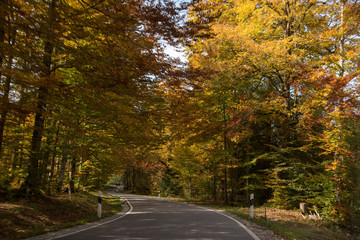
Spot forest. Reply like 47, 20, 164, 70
0, 0, 359, 231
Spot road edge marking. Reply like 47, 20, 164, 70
145, 194, 260, 240
194, 205, 261, 240
50, 196, 133, 239
147, 195, 261, 240
212, 209, 261, 240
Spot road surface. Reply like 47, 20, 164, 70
54, 192, 259, 240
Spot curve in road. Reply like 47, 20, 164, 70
53, 192, 260, 240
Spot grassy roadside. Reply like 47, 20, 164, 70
0, 191, 122, 239
206, 205, 356, 240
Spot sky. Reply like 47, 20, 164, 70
164, 44, 188, 64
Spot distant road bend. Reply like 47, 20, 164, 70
54, 192, 260, 240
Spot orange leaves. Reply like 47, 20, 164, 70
173, 0, 360, 219
227, 98, 258, 143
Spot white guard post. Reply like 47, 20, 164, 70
98, 191, 102, 218
250, 193, 254, 219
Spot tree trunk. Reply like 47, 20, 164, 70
339, 0, 345, 78
245, 165, 249, 205
77, 157, 82, 191
40, 120, 54, 186
283, 1, 292, 111
47, 121, 60, 194
222, 98, 228, 205
213, 173, 217, 202
69, 157, 76, 193
131, 167, 136, 192
0, 25, 15, 157
125, 169, 130, 191
11, 146, 19, 173
0, 0, 6, 77
0, 74, 12, 156
224, 169, 228, 204
25, 86, 48, 194
57, 130, 69, 193
10, 118, 23, 180
57, 151, 68, 193
230, 168, 234, 203
188, 166, 192, 198
17, 117, 26, 172
24, 0, 57, 194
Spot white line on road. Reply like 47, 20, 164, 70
122, 194, 260, 240
48, 194, 258, 240
189, 204, 261, 240
209, 209, 261, 240
50, 196, 133, 240
124, 194, 260, 240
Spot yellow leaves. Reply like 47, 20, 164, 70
229, 128, 252, 143
63, 37, 89, 49
190, 0, 331, 80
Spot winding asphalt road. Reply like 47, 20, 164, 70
53, 192, 259, 240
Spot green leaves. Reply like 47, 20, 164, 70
172, 0, 360, 225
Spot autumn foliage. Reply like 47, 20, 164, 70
0, 0, 182, 196
0, 0, 359, 233
159, 0, 360, 229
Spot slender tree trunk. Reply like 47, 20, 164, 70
10, 118, 24, 179
339, 0, 345, 78
57, 151, 68, 192
68, 158, 72, 198
24, 0, 57, 194
213, 173, 217, 202
124, 170, 128, 191
18, 117, 26, 170
57, 130, 69, 193
188, 166, 192, 198
16, 119, 25, 186
335, 0, 346, 221
0, 74, 12, 156
0, 0, 6, 78
245, 166, 249, 204
47, 121, 60, 194
222, 98, 228, 204
41, 122, 53, 186
69, 157, 76, 193
12, 146, 19, 173
25, 87, 48, 193
230, 168, 234, 203
224, 169, 228, 204
77, 157, 82, 191
131, 167, 136, 192
283, 1, 292, 112
0, 26, 15, 157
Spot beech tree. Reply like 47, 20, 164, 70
0, 0, 183, 195
168, 0, 360, 225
